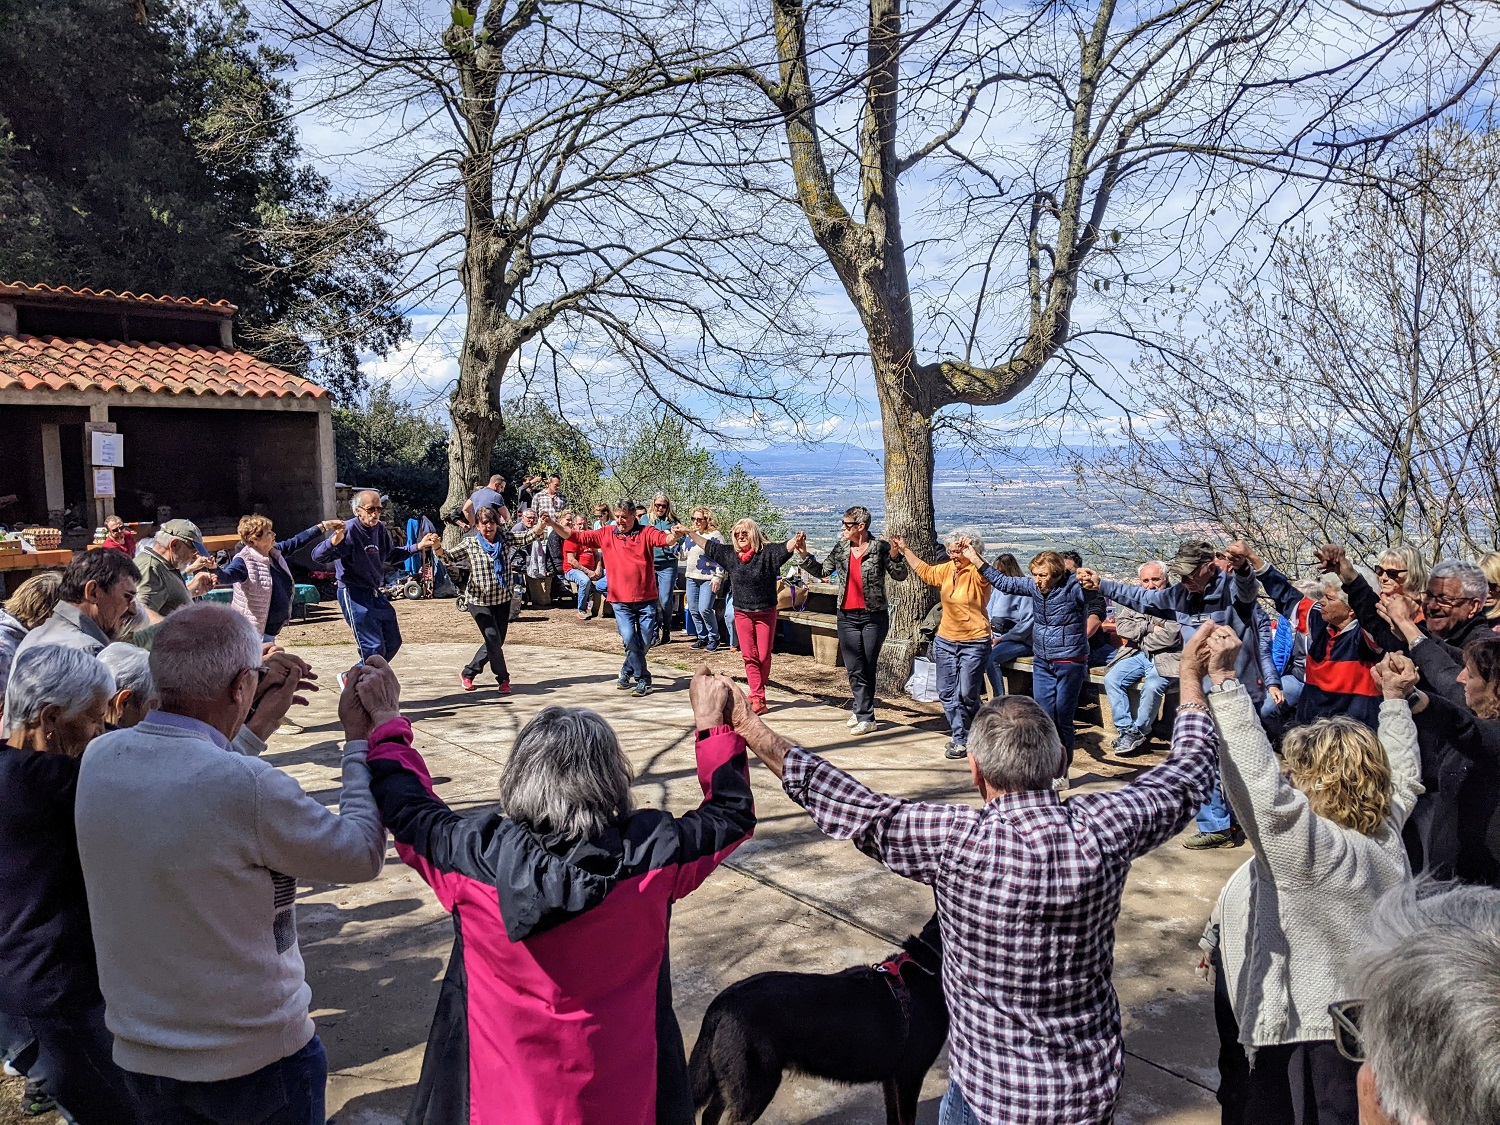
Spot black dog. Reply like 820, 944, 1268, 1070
689, 914, 946, 1125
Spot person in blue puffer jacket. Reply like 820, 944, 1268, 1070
962, 544, 1091, 784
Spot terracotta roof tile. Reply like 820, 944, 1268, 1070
0, 335, 328, 400
0, 280, 236, 315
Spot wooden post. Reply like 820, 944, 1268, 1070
84, 410, 117, 528
40, 424, 65, 527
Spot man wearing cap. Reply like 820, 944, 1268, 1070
136, 520, 218, 625
312, 491, 440, 662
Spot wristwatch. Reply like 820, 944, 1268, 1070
1210, 678, 1240, 693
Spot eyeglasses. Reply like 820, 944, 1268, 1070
1327, 998, 1365, 1062
653, 503, 668, 510
841, 520, 859, 529
1424, 592, 1477, 609
360, 505, 384, 514
1374, 566, 1407, 580
693, 515, 708, 522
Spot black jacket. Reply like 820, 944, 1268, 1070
1344, 574, 1497, 695
0, 747, 101, 1013
803, 539, 908, 612
1408, 684, 1500, 886
703, 541, 794, 612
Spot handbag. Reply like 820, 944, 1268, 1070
905, 657, 940, 703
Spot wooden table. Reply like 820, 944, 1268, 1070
0, 548, 72, 595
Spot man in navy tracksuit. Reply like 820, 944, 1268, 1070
313, 490, 439, 660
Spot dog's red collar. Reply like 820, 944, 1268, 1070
874, 952, 916, 1040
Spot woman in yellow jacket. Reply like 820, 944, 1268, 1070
890, 527, 994, 760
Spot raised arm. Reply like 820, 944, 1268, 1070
1099, 578, 1179, 620
881, 539, 909, 581
670, 671, 758, 899
1255, 563, 1306, 620
276, 521, 342, 557
1369, 654, 1424, 827
310, 522, 350, 564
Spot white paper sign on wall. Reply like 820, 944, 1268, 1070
91, 431, 124, 467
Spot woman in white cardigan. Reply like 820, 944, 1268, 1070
1201, 628, 1421, 1125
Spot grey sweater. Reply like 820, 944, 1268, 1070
1207, 685, 1421, 1047
75, 715, 385, 1081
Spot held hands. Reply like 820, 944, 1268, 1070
1075, 568, 1101, 590
329, 522, 347, 546
1221, 540, 1253, 572
319, 519, 344, 535
1377, 591, 1421, 634
339, 656, 402, 741
786, 530, 809, 554
187, 572, 217, 597
962, 543, 985, 569
689, 667, 735, 731
888, 534, 907, 556
1205, 626, 1242, 683
1371, 652, 1420, 700
416, 532, 442, 551
1180, 621, 1236, 684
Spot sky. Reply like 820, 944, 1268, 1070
265, 0, 1494, 455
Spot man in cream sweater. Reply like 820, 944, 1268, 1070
75, 604, 387, 1124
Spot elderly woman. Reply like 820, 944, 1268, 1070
96, 643, 159, 730
363, 665, 754, 1125
965, 545, 1091, 773
683, 519, 812, 713
887, 528, 995, 759
218, 514, 344, 642
0, 572, 63, 708
1202, 628, 1420, 1125
680, 507, 725, 648
0, 646, 142, 1125
434, 504, 551, 695
801, 506, 908, 733
1480, 551, 1500, 624
1373, 543, 1428, 600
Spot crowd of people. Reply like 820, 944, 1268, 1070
3, 484, 1500, 1125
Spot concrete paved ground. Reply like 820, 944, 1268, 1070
267, 639, 1247, 1124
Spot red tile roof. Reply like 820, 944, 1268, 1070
0, 280, 236, 315
0, 335, 328, 400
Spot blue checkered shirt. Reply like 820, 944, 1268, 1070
781, 709, 1218, 1124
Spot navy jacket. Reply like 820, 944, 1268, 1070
982, 568, 1090, 660
312, 518, 421, 593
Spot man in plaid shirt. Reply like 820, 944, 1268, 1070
721, 622, 1226, 1124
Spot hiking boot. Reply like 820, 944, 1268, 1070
632, 680, 653, 698
1117, 729, 1147, 756
460, 673, 476, 692
944, 741, 968, 760
1183, 829, 1238, 850
615, 676, 635, 690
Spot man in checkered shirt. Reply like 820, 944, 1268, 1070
723, 622, 1226, 1124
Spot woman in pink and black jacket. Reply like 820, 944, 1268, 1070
363, 667, 756, 1125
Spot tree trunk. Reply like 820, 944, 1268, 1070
441, 313, 517, 545
875, 359, 938, 692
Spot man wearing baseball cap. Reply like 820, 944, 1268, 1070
136, 520, 218, 625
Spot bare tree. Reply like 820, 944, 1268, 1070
1076, 124, 1500, 572
272, 0, 830, 538
717, 0, 1500, 680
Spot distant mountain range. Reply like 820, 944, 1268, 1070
717, 441, 1126, 475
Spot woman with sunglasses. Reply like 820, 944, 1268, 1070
645, 495, 680, 646
1201, 628, 1420, 1125
1479, 551, 1500, 624
799, 506, 907, 733
680, 508, 726, 649
1372, 545, 1427, 601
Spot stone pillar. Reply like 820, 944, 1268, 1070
314, 405, 337, 520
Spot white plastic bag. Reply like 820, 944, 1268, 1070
905, 656, 940, 703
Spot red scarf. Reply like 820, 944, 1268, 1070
737, 547, 756, 563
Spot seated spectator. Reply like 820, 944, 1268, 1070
1104, 561, 1181, 755
1254, 547, 1383, 728
364, 666, 754, 1124
1204, 636, 1421, 1124
729, 624, 1222, 1124
218, 515, 343, 643
1341, 882, 1500, 1125
1, 645, 142, 1125
1399, 633, 1500, 885
0, 571, 62, 706
96, 642, 160, 730
1373, 544, 1428, 601
98, 514, 137, 557
14, 550, 139, 661
562, 513, 608, 622
75, 605, 386, 1125
135, 520, 218, 624
983, 552, 1033, 699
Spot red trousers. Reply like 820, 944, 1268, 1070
734, 607, 778, 703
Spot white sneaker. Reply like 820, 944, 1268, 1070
1052, 775, 1071, 792
845, 713, 859, 728
852, 720, 877, 735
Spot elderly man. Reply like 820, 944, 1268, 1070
564, 500, 683, 696
14, 550, 139, 661
1337, 883, 1500, 1125
135, 519, 217, 624
729, 627, 1222, 1124
312, 490, 440, 661
1103, 561, 1181, 755
75, 604, 386, 1125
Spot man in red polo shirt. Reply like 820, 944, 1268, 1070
565, 500, 683, 697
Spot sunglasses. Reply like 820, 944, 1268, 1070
1327, 999, 1364, 1062
360, 506, 384, 514
841, 520, 859, 529
693, 515, 708, 521
1374, 566, 1407, 579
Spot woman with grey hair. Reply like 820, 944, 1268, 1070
96, 642, 159, 729
0, 646, 142, 1125
365, 666, 756, 1124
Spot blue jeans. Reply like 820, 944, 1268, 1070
1033, 656, 1089, 762
653, 564, 678, 641
934, 636, 989, 746
939, 1082, 982, 1124
724, 594, 736, 647
123, 1035, 325, 1125
336, 586, 401, 661
563, 568, 603, 613
613, 600, 658, 684
985, 636, 1032, 697
1260, 674, 1304, 721
685, 578, 719, 646
1104, 650, 1170, 736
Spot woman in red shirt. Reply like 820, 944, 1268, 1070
562, 515, 605, 620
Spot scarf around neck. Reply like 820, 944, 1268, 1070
476, 533, 506, 584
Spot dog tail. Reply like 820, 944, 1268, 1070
689, 1004, 722, 1109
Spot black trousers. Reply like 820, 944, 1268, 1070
463, 603, 511, 684
15, 1002, 142, 1125
1212, 948, 1250, 1125
1243, 1040, 1360, 1125
837, 608, 889, 721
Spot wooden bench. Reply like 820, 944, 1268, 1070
778, 609, 841, 664
997, 656, 1180, 739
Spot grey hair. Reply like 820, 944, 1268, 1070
497, 706, 635, 840
2, 646, 114, 738
967, 696, 1063, 791
153, 528, 182, 551
97, 643, 158, 708
149, 604, 262, 709
843, 506, 872, 528
1352, 881, 1500, 1125
1377, 544, 1429, 593
1138, 560, 1167, 578
1430, 559, 1488, 601
943, 526, 986, 557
